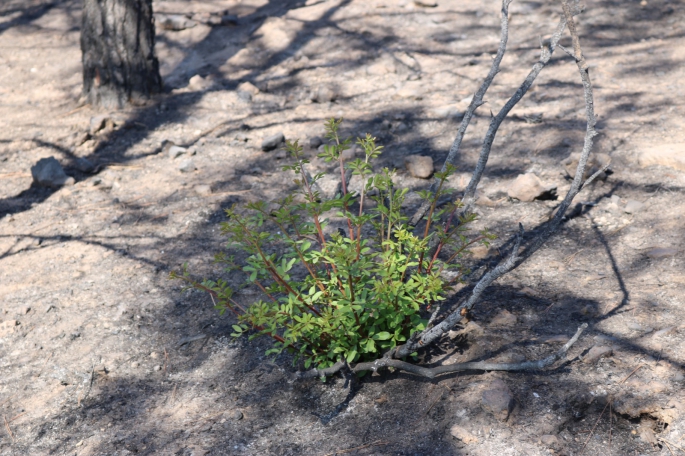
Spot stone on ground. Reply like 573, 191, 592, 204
261, 132, 285, 152
638, 143, 685, 171
404, 155, 434, 178
582, 345, 612, 364
507, 173, 554, 202
31, 157, 74, 187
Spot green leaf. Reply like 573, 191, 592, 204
372, 331, 392, 340
346, 349, 357, 363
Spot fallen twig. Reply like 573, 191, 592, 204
619, 364, 644, 384
658, 437, 685, 455
3, 416, 15, 443
579, 400, 611, 455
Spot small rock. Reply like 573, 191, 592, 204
415, 0, 438, 6
261, 132, 285, 152
31, 157, 74, 188
153, 365, 161, 371
624, 199, 644, 214
179, 159, 196, 173
646, 247, 678, 259
228, 410, 243, 421
274, 149, 287, 159
169, 145, 188, 159
310, 86, 337, 103
340, 146, 358, 161
638, 143, 685, 171
194, 185, 213, 196
490, 310, 517, 327
481, 379, 515, 421
158, 14, 196, 31
450, 425, 478, 444
582, 345, 612, 364
475, 195, 497, 207
470, 245, 489, 259
161, 140, 175, 154
89, 115, 114, 135
74, 157, 95, 173
405, 155, 434, 178
539, 435, 560, 449
429, 105, 461, 119
237, 81, 260, 96
188, 74, 213, 91
507, 173, 555, 202
309, 136, 323, 149
131, 361, 140, 368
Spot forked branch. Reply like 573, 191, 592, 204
298, 323, 588, 379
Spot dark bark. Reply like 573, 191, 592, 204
81, 0, 162, 109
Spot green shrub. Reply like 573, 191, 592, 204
172, 119, 493, 369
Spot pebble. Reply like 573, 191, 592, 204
158, 14, 196, 31
637, 143, 685, 171
153, 365, 161, 371
228, 410, 243, 421
30, 157, 75, 188
582, 345, 612, 364
507, 173, 554, 202
261, 132, 285, 152
188, 74, 213, 91
429, 105, 462, 119
169, 145, 187, 159
450, 425, 478, 444
74, 157, 95, 173
237, 81, 260, 96
646, 247, 678, 259
404, 155, 434, 178
481, 379, 515, 421
310, 86, 337, 103
179, 159, 196, 173
340, 146, 358, 161
475, 195, 497, 207
131, 361, 140, 368
194, 184, 212, 196
309, 136, 323, 149
624, 199, 644, 214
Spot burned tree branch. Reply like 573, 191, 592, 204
410, 1, 579, 227
297, 324, 588, 380
410, 0, 513, 227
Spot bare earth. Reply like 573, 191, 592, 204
1, 0, 685, 455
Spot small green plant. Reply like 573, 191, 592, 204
172, 119, 494, 370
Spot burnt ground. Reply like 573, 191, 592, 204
1, 0, 685, 455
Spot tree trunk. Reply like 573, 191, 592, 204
81, 0, 162, 109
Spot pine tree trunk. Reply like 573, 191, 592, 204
81, 0, 162, 109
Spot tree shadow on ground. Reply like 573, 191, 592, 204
2, 0, 685, 454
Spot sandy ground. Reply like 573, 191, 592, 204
1, 0, 685, 454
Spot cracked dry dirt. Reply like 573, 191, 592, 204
2, 0, 685, 455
